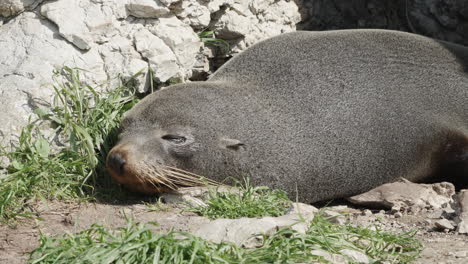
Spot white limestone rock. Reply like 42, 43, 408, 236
126, 0, 170, 18
0, 12, 104, 144
0, 0, 302, 146
212, 0, 301, 52
99, 36, 149, 93
162, 0, 300, 52
148, 16, 201, 78
192, 203, 317, 248
40, 0, 120, 50
0, 0, 41, 17
134, 28, 180, 82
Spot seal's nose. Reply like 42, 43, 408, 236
107, 152, 126, 175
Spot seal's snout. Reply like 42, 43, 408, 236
107, 151, 127, 176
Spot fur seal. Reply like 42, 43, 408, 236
107, 29, 468, 203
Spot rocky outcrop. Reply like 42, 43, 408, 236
0, 0, 301, 145
298, 0, 468, 47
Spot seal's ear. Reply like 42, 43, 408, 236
220, 138, 245, 150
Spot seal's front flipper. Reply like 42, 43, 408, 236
434, 132, 468, 189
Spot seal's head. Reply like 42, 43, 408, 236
106, 82, 247, 194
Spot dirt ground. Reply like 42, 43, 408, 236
0, 200, 467, 264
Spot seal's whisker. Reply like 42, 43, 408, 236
165, 174, 206, 186
160, 171, 206, 186
139, 168, 163, 186
167, 171, 220, 186
161, 168, 220, 186
147, 166, 178, 190
164, 166, 209, 178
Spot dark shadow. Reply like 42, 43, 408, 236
439, 41, 468, 74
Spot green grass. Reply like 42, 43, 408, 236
28, 216, 423, 264
187, 178, 292, 220
0, 67, 139, 222
198, 30, 230, 54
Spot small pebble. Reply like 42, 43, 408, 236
362, 209, 373, 216
434, 219, 455, 231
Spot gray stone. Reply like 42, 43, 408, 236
310, 249, 347, 263
134, 28, 180, 82
126, 0, 170, 18
339, 249, 370, 263
449, 250, 468, 258
0, 0, 41, 17
323, 210, 346, 225
434, 219, 455, 231
348, 179, 455, 212
192, 202, 317, 247
455, 190, 468, 234
362, 209, 373, 216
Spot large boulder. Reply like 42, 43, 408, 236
0, 0, 302, 145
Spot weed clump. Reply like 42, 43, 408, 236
188, 178, 292, 219
28, 216, 423, 264
0, 67, 138, 222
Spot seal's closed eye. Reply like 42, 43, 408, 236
162, 134, 187, 144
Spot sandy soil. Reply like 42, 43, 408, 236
1, 200, 467, 264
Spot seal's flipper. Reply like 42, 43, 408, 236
432, 131, 468, 189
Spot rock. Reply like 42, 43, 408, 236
0, 12, 105, 145
40, 0, 118, 50
148, 16, 201, 79
323, 210, 346, 225
449, 250, 468, 258
126, 0, 170, 18
0, 0, 302, 146
455, 190, 468, 234
298, 0, 468, 47
133, 28, 180, 82
287, 203, 319, 219
192, 202, 317, 247
310, 249, 347, 263
169, 0, 212, 29
362, 209, 373, 216
0, 0, 41, 17
434, 219, 455, 231
348, 179, 456, 212
339, 249, 370, 263
211, 0, 301, 52
98, 35, 149, 93
428, 209, 444, 219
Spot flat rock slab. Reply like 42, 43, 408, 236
191, 203, 317, 248
348, 179, 455, 212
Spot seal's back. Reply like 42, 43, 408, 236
109, 30, 468, 203
207, 30, 468, 202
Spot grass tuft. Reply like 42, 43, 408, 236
188, 178, 292, 219
0, 67, 139, 222
28, 216, 423, 264
198, 30, 230, 54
